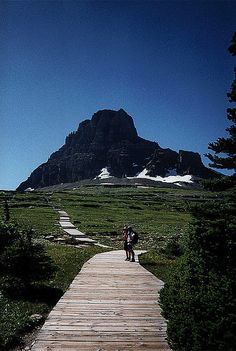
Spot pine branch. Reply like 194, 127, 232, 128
206, 153, 236, 170
227, 75, 236, 103
206, 33, 236, 175
226, 125, 236, 140
208, 138, 236, 154
228, 32, 236, 55
227, 108, 236, 122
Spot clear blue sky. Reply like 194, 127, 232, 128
1, 0, 235, 190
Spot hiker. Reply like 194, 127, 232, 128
127, 226, 136, 262
122, 225, 129, 260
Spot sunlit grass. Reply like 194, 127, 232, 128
50, 187, 193, 250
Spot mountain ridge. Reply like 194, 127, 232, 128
17, 109, 219, 191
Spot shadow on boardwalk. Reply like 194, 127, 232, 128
31, 250, 171, 351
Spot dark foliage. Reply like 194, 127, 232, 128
159, 235, 183, 258
160, 35, 236, 351
81, 203, 100, 208
3, 199, 10, 222
202, 176, 236, 191
0, 222, 56, 295
21, 285, 63, 305
160, 197, 236, 351
206, 33, 236, 172
228, 32, 236, 56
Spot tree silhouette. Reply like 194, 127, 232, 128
206, 33, 236, 172
160, 35, 236, 351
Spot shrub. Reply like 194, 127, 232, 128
0, 221, 56, 294
159, 235, 183, 258
160, 197, 236, 351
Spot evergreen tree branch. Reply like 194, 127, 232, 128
228, 32, 236, 55
206, 153, 236, 170
227, 108, 236, 121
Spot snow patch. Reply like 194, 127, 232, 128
135, 168, 193, 183
175, 182, 184, 187
25, 187, 34, 192
97, 167, 111, 179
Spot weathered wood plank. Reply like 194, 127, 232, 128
58, 211, 96, 243
31, 250, 171, 351
30, 341, 170, 350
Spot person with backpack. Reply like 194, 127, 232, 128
122, 225, 129, 261
127, 226, 138, 262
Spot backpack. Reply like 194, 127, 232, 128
132, 232, 139, 245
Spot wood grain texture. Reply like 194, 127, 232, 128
31, 250, 171, 350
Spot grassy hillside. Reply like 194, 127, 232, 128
49, 186, 220, 250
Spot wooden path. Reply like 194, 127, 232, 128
31, 250, 171, 351
58, 210, 96, 245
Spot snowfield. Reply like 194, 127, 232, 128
96, 167, 111, 179
132, 168, 193, 184
96, 167, 194, 186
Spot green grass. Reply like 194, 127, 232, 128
0, 192, 60, 236
50, 186, 207, 250
0, 296, 48, 349
10, 207, 60, 236
0, 187, 221, 249
45, 243, 109, 291
139, 251, 177, 282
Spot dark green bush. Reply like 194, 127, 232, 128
0, 221, 56, 294
159, 235, 183, 258
160, 197, 236, 351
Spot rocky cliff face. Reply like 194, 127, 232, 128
17, 109, 218, 191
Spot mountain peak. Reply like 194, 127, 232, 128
17, 109, 219, 191
89, 109, 138, 142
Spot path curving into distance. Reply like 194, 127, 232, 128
58, 210, 96, 245
31, 250, 171, 351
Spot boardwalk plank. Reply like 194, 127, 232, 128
31, 250, 171, 351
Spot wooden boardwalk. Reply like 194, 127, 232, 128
31, 250, 170, 351
58, 210, 96, 244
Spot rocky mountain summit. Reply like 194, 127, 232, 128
17, 109, 219, 191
